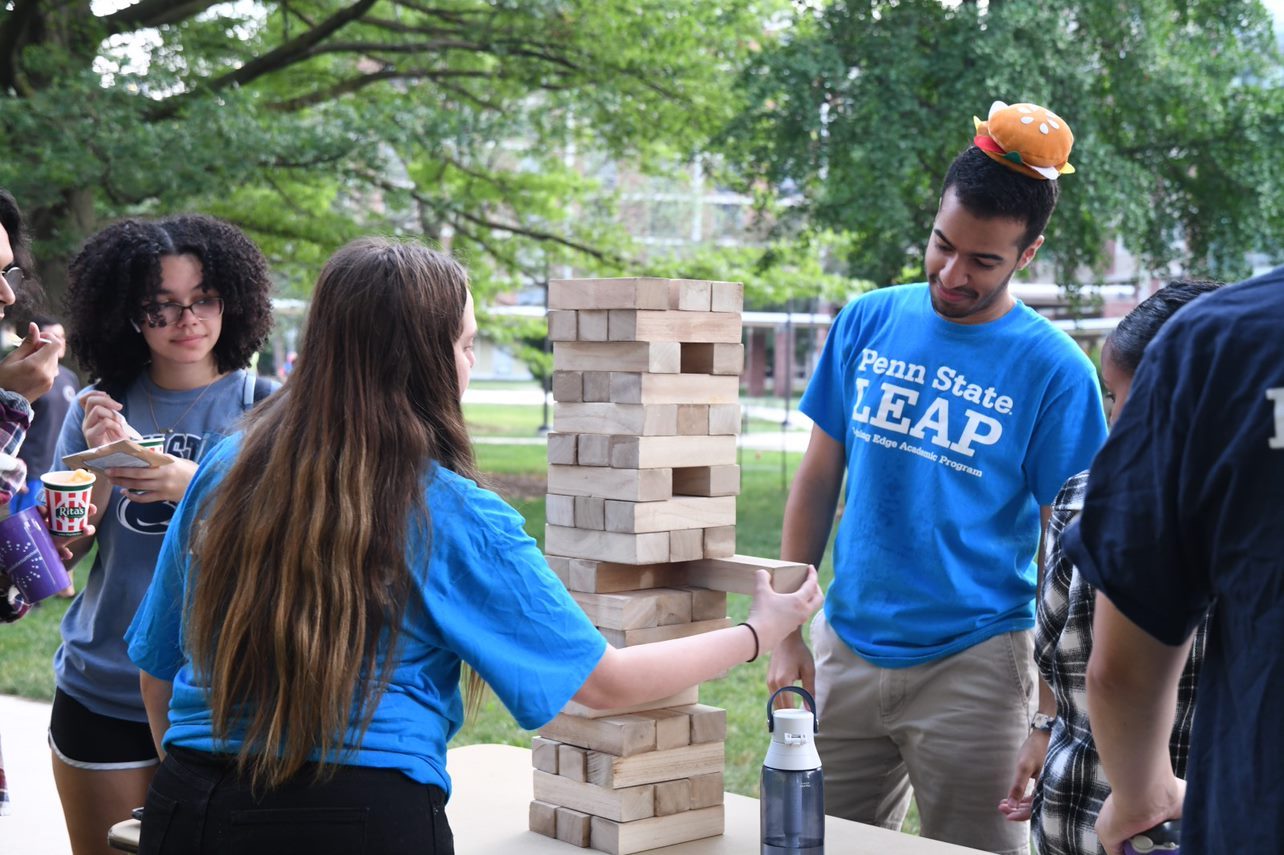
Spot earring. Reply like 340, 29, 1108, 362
130, 319, 141, 333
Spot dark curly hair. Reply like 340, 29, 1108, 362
0, 188, 46, 317
64, 214, 274, 392
941, 147, 1061, 251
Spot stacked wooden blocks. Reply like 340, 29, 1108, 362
530, 278, 809, 854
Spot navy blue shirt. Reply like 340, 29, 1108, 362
1064, 269, 1284, 853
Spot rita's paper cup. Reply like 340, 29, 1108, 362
130, 437, 166, 496
138, 435, 166, 453
40, 470, 96, 537
0, 506, 71, 603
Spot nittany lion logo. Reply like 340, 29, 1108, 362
116, 433, 201, 536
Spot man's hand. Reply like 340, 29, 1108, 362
37, 500, 97, 561
1095, 777, 1185, 855
106, 457, 198, 504
0, 322, 60, 402
998, 728, 1050, 821
767, 629, 816, 706
81, 390, 140, 448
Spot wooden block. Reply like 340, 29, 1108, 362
669, 279, 711, 312
562, 686, 698, 719
600, 618, 731, 648
548, 432, 578, 465
682, 343, 745, 376
611, 436, 737, 469
672, 465, 740, 497
610, 373, 739, 405
670, 704, 727, 744
532, 770, 654, 823
550, 278, 671, 310
553, 371, 582, 403
577, 434, 611, 467
588, 741, 723, 789
547, 310, 578, 341
582, 371, 611, 402
553, 341, 680, 374
578, 309, 609, 341
547, 465, 673, 502
568, 560, 686, 593
676, 405, 709, 436
703, 525, 735, 558
709, 281, 744, 313
532, 736, 560, 774
545, 555, 572, 586
554, 403, 678, 437
649, 708, 692, 751
539, 713, 656, 756
668, 528, 705, 562
530, 799, 558, 838
556, 806, 592, 847
678, 554, 809, 594
570, 588, 693, 630
608, 310, 741, 344
688, 772, 725, 809
604, 496, 737, 534
686, 588, 727, 621
590, 805, 724, 855
547, 526, 670, 565
573, 496, 606, 530
654, 779, 692, 816
558, 743, 588, 782
708, 404, 741, 436
546, 494, 575, 527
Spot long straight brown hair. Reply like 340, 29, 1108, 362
186, 239, 482, 789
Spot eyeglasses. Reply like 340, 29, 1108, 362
140, 297, 225, 327
2, 264, 24, 292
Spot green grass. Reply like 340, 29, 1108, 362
0, 559, 91, 698
464, 402, 550, 436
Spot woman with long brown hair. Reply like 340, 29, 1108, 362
126, 238, 823, 854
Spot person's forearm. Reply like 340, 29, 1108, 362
1036, 674, 1055, 717
1086, 594, 1191, 812
574, 624, 758, 709
780, 432, 843, 570
139, 671, 174, 761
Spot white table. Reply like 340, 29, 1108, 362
111, 743, 992, 854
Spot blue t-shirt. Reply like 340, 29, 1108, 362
1064, 270, 1284, 853
126, 436, 606, 796
802, 283, 1107, 666
55, 371, 270, 720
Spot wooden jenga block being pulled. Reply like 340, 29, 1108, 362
586, 741, 724, 789
678, 555, 810, 595
550, 278, 672, 311
672, 464, 740, 497
554, 403, 678, 437
607, 310, 741, 344
603, 496, 736, 534
610, 436, 737, 469
681, 343, 745, 376
590, 806, 725, 855
554, 341, 680, 374
610, 373, 739, 405
546, 526, 670, 565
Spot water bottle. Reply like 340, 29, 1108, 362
1123, 820, 1180, 854
761, 686, 824, 855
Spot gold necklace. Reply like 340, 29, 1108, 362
145, 375, 221, 436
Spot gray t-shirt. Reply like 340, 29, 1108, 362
53, 370, 270, 721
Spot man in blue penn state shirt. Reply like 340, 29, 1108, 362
1064, 268, 1284, 855
769, 104, 1108, 854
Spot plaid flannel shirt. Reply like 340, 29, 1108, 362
1031, 471, 1208, 855
0, 389, 32, 504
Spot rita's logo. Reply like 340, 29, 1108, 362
55, 506, 87, 521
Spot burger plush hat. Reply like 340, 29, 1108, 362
973, 100, 1075, 181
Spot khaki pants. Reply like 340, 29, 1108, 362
812, 612, 1034, 855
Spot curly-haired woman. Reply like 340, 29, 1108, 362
49, 214, 277, 855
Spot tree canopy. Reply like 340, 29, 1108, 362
719, 0, 1284, 287
0, 0, 779, 307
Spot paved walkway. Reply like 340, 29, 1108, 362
1, 693, 70, 854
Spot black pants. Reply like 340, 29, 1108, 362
139, 746, 453, 855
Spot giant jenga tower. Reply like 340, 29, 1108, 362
529, 278, 808, 854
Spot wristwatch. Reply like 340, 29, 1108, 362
1031, 712, 1056, 732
